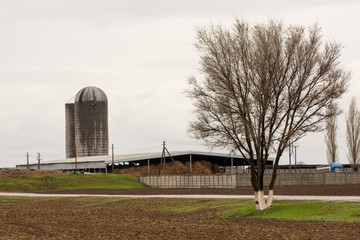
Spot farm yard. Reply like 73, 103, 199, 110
1, 170, 360, 239
3, 0, 360, 239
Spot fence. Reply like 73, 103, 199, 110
138, 172, 360, 188
139, 174, 237, 188
224, 166, 356, 174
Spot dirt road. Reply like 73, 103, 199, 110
1, 192, 360, 202
40, 184, 360, 196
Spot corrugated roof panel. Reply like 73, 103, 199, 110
18, 151, 250, 166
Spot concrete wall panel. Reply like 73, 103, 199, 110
139, 172, 360, 188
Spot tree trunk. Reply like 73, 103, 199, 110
254, 190, 271, 210
254, 191, 260, 210
259, 191, 266, 209
266, 190, 274, 208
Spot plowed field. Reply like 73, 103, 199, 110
1, 197, 359, 240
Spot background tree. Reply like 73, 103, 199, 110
346, 97, 360, 172
325, 102, 339, 163
187, 19, 349, 210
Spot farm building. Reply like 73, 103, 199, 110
18, 86, 277, 175
16, 151, 273, 174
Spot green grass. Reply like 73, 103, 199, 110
0, 196, 59, 205
0, 174, 146, 192
224, 201, 360, 222
0, 196, 127, 208
161, 199, 360, 222
0, 196, 359, 222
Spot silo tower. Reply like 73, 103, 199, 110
65, 86, 109, 158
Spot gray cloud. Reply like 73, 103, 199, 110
0, 0, 360, 167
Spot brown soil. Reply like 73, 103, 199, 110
43, 184, 360, 196
0, 169, 67, 178
115, 160, 225, 176
1, 169, 360, 239
0, 197, 358, 240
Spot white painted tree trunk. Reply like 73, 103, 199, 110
254, 191, 260, 210
266, 190, 274, 208
258, 191, 266, 210
254, 190, 273, 210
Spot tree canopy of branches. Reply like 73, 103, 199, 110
346, 97, 360, 172
325, 102, 339, 164
187, 19, 349, 210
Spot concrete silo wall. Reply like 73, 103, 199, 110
74, 101, 108, 157
65, 103, 76, 158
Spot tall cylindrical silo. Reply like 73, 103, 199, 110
66, 86, 109, 158
65, 103, 76, 158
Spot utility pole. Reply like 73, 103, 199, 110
112, 144, 115, 174
74, 123, 77, 172
37, 153, 41, 170
161, 141, 166, 175
26, 153, 30, 169
159, 141, 176, 175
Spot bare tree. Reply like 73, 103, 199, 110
325, 102, 338, 163
187, 19, 349, 210
346, 97, 360, 172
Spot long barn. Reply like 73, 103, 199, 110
16, 151, 273, 174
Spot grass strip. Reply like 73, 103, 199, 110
0, 196, 359, 222
0, 196, 59, 205
0, 174, 146, 192
160, 198, 360, 222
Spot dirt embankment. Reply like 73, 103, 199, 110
0, 169, 67, 179
115, 160, 225, 176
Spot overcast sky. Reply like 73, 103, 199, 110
1, 1, 360, 167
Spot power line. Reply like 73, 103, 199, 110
114, 144, 162, 151
42, 152, 66, 159
112, 144, 115, 173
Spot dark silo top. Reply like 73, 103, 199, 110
75, 86, 108, 103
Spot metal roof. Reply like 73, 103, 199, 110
17, 151, 251, 167
105, 151, 245, 164
75, 86, 108, 103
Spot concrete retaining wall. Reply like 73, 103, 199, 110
139, 174, 237, 188
139, 172, 360, 188
236, 172, 360, 186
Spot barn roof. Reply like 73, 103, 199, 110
17, 151, 273, 171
